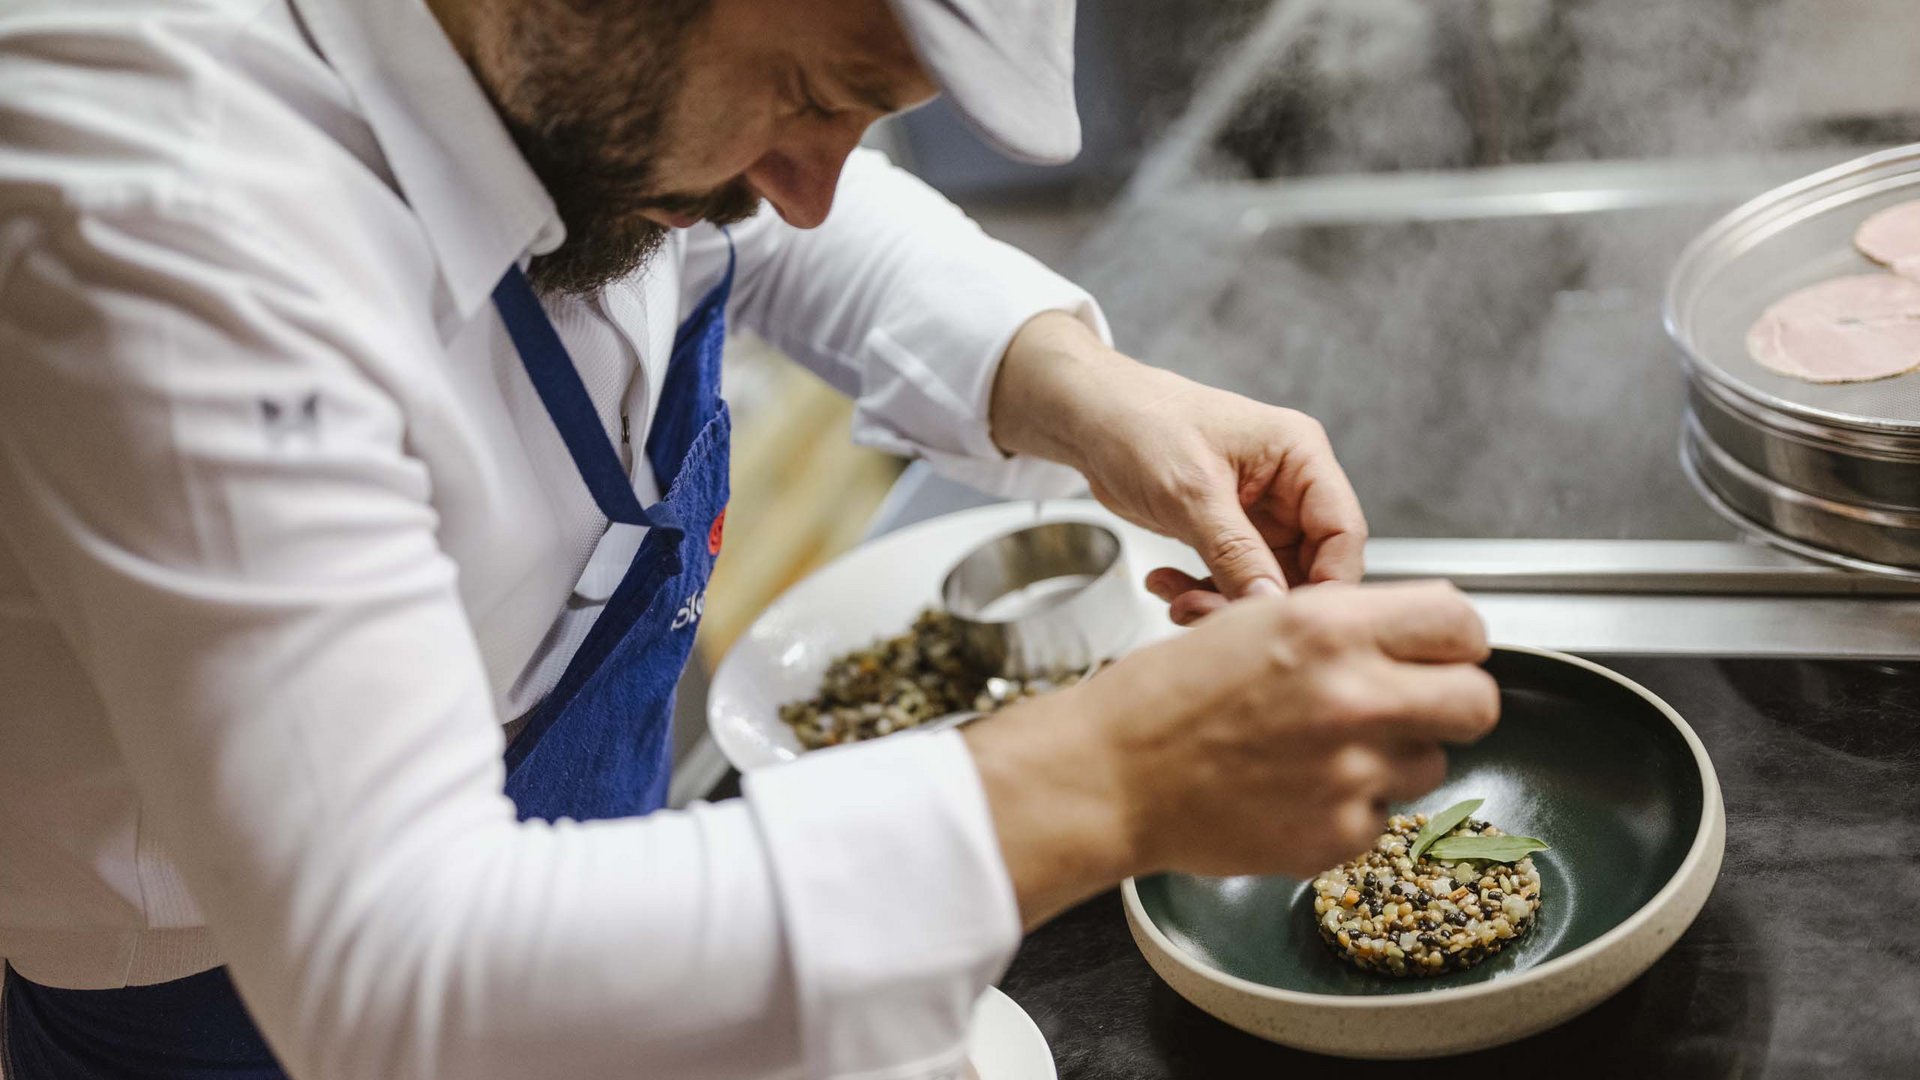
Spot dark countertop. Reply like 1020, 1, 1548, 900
845, 473, 1920, 1077
937, 153, 1920, 1073
999, 654, 1920, 1079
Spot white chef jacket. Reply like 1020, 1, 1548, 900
0, 0, 1109, 1076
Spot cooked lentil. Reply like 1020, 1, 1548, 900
1311, 812, 1543, 978
777, 608, 1091, 750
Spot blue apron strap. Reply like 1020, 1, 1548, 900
646, 234, 735, 487
492, 266, 651, 526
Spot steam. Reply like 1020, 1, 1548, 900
1061, 0, 1920, 539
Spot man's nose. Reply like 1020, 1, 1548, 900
744, 121, 868, 229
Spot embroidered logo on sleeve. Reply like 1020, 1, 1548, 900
261, 393, 321, 446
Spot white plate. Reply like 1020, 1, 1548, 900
968, 987, 1056, 1080
708, 500, 1198, 772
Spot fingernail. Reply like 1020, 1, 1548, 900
1247, 579, 1284, 598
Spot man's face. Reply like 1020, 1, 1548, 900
472, 0, 937, 295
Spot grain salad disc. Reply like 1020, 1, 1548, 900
1311, 813, 1543, 978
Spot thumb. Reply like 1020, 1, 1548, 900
1187, 493, 1286, 600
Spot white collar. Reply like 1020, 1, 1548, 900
289, 0, 565, 318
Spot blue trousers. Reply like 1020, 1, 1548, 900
2, 964, 284, 1078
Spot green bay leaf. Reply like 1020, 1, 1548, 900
1425, 835, 1549, 864
1410, 798, 1482, 861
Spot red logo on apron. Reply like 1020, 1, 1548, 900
707, 508, 727, 555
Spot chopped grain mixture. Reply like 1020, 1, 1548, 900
777, 609, 1089, 749
1311, 813, 1543, 978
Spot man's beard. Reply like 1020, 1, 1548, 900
480, 0, 760, 296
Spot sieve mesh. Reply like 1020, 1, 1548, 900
1668, 144, 1920, 433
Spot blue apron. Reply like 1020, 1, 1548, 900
0, 256, 735, 1077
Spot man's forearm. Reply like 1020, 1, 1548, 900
989, 311, 1134, 467
962, 685, 1143, 930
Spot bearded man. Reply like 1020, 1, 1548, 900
0, 1, 1496, 1076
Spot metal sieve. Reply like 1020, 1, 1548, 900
1667, 142, 1920, 434
1667, 143, 1920, 572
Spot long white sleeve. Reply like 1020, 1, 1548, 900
683, 149, 1111, 499
0, 187, 1017, 1080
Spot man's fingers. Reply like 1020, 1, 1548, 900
1144, 568, 1229, 625
1143, 566, 1237, 626
1376, 741, 1449, 802
1289, 455, 1369, 586
1363, 662, 1502, 744
1188, 493, 1287, 600
1334, 798, 1387, 858
1144, 567, 1210, 602
1170, 589, 1230, 626
1344, 581, 1490, 664
1304, 527, 1367, 586
1246, 421, 1367, 585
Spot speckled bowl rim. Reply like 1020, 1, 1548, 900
1123, 643, 1725, 1011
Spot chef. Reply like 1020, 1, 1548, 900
0, 0, 1499, 1077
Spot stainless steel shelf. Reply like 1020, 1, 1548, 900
1158, 151, 1876, 230
1369, 537, 1920, 659
1457, 590, 1920, 660
871, 468, 1920, 660
1364, 537, 1920, 595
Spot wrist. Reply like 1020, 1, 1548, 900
963, 684, 1147, 927
988, 311, 1141, 472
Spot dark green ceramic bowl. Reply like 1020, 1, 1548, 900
1123, 646, 1726, 1059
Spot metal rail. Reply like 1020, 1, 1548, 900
867, 467, 1920, 660
1364, 538, 1920, 596
1153, 151, 1873, 230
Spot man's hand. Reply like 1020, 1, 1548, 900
964, 582, 1497, 928
990, 312, 1367, 625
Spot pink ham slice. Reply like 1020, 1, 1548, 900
1746, 273, 1920, 383
1856, 200, 1920, 280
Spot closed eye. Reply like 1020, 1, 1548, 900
787, 64, 835, 120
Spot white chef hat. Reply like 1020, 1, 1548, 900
883, 0, 1082, 165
